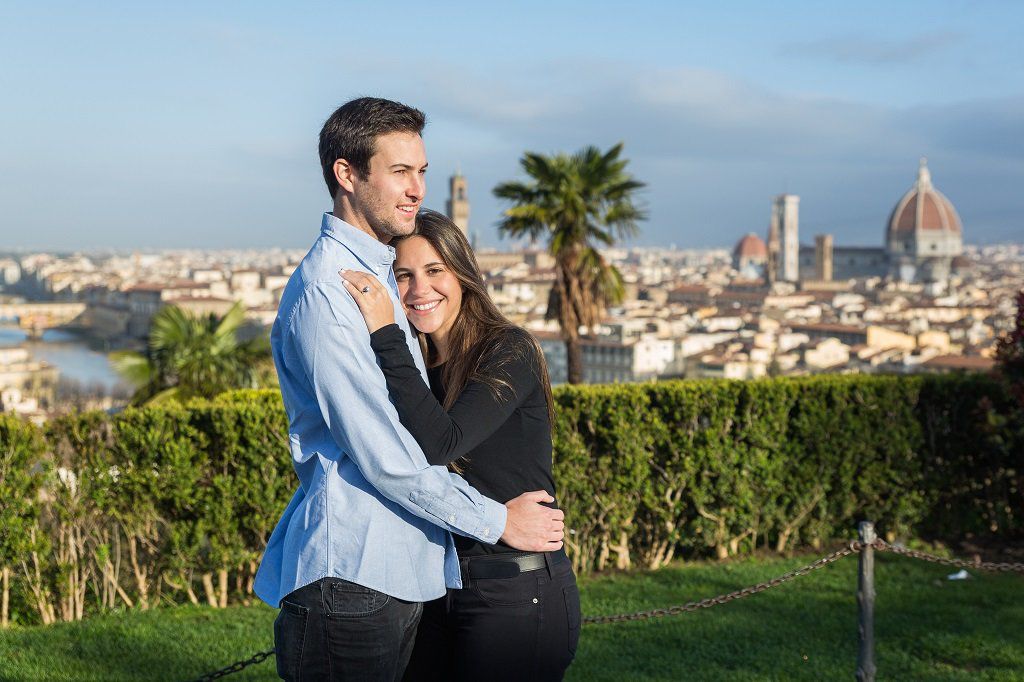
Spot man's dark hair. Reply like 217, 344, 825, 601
318, 97, 426, 199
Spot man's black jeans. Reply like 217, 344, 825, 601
274, 577, 423, 681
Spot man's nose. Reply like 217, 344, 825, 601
406, 173, 424, 201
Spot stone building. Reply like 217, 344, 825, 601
446, 172, 470, 237
767, 194, 800, 283
0, 346, 58, 416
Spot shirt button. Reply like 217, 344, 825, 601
448, 515, 456, 524
532, 598, 539, 604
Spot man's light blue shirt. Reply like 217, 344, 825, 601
254, 213, 507, 606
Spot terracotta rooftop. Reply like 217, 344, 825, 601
124, 280, 204, 293
923, 355, 995, 371
790, 323, 863, 334
733, 233, 768, 259
171, 296, 235, 304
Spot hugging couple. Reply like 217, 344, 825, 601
253, 97, 580, 681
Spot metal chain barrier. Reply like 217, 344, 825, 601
188, 648, 275, 682
186, 542, 862, 679
187, 536, 1024, 679
872, 539, 1024, 574
581, 540, 862, 625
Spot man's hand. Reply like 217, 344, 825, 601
501, 490, 565, 552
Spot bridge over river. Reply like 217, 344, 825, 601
0, 302, 87, 339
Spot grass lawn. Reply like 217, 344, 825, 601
1, 552, 1022, 681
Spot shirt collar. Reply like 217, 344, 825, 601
320, 213, 396, 272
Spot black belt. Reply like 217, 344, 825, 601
460, 551, 563, 581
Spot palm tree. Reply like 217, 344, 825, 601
494, 143, 645, 383
112, 302, 271, 405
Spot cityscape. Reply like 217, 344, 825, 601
2, 4, 1023, 678
1, 160, 1020, 420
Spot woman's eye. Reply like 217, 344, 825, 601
395, 273, 409, 281
427, 268, 443, 275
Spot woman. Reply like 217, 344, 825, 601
339, 209, 580, 681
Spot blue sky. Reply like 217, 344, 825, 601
1, 0, 1021, 250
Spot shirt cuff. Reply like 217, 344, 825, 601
475, 496, 508, 545
408, 490, 507, 545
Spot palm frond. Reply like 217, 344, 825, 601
109, 351, 155, 388
493, 143, 644, 380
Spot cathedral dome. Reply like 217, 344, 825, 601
733, 233, 767, 260
886, 159, 962, 241
733, 233, 768, 278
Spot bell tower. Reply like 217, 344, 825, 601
446, 172, 470, 237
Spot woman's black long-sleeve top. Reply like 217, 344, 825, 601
369, 323, 556, 557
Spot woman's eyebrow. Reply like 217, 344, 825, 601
395, 262, 444, 271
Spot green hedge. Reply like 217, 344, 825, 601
553, 374, 1021, 572
0, 374, 1020, 625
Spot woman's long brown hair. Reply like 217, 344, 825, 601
394, 210, 555, 461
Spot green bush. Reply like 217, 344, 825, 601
0, 414, 47, 627
0, 374, 1020, 625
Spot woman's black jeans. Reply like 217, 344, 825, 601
403, 550, 581, 681
274, 577, 423, 681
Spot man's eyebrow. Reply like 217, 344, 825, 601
389, 162, 429, 170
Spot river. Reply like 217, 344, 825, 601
0, 325, 128, 394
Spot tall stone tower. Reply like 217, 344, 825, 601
446, 172, 470, 237
769, 194, 800, 282
766, 216, 780, 285
814, 234, 834, 282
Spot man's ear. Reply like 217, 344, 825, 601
334, 159, 356, 194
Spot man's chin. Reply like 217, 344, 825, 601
371, 219, 415, 242
396, 211, 419, 228
394, 220, 417, 236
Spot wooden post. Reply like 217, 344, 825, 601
856, 521, 876, 682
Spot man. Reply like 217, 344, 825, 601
254, 97, 565, 681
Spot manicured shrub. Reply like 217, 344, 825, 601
0, 374, 1019, 624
